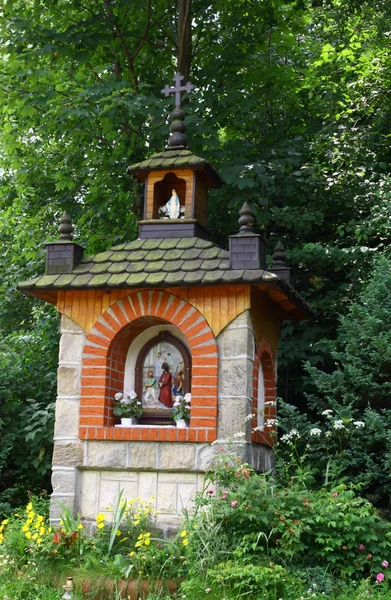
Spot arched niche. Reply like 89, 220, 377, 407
153, 172, 187, 219
124, 326, 191, 426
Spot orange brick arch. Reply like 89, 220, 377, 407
79, 290, 218, 443
251, 338, 277, 446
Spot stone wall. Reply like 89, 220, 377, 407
51, 315, 86, 520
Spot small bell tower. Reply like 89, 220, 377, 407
128, 73, 223, 239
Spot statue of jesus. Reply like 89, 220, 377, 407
165, 189, 180, 219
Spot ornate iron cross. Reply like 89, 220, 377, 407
161, 73, 194, 108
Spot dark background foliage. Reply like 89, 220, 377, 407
0, 0, 390, 510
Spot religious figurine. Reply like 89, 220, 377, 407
154, 351, 163, 377
172, 370, 184, 397
165, 352, 174, 368
165, 189, 180, 219
158, 189, 185, 219
158, 362, 172, 408
143, 370, 157, 407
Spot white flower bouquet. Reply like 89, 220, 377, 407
172, 393, 191, 422
113, 390, 143, 419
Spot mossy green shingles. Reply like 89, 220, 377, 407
73, 262, 94, 274
145, 249, 166, 261
159, 238, 182, 250
145, 272, 167, 285
162, 260, 184, 272
91, 250, 113, 263
35, 274, 60, 287
70, 274, 93, 287
199, 246, 221, 260
143, 239, 162, 250
182, 259, 202, 272
144, 260, 166, 273
111, 251, 131, 262
89, 274, 111, 287
90, 262, 111, 274
181, 248, 202, 260
108, 262, 128, 273
126, 272, 147, 285
107, 273, 129, 286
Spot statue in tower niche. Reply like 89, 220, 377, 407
159, 189, 185, 220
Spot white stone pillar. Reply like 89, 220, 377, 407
216, 310, 255, 463
50, 315, 86, 521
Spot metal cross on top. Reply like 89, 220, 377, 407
161, 73, 194, 108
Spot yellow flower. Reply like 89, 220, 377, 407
36, 538, 42, 545
26, 502, 33, 512
39, 527, 45, 536
28, 511, 35, 520
129, 551, 135, 557
133, 520, 140, 526
22, 525, 29, 533
182, 538, 189, 546
48, 527, 52, 533
32, 533, 38, 540
116, 530, 121, 536
26, 519, 32, 527
77, 524, 83, 530
180, 530, 187, 538
1, 519, 9, 526
26, 532, 32, 540
96, 513, 105, 523
97, 522, 104, 529
144, 539, 150, 546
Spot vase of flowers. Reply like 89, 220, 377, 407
113, 391, 143, 425
172, 393, 191, 428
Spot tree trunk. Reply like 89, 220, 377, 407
177, 0, 192, 80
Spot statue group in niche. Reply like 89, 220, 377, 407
158, 189, 185, 220
142, 342, 184, 409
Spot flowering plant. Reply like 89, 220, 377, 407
113, 390, 143, 419
172, 393, 191, 422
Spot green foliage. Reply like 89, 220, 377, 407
278, 256, 391, 504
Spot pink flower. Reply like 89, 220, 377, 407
382, 560, 389, 568
205, 589, 211, 594
359, 544, 365, 551
376, 573, 385, 582
231, 501, 238, 508
332, 492, 338, 497
206, 489, 214, 495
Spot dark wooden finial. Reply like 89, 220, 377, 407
58, 211, 73, 241
162, 73, 194, 149
272, 240, 287, 267
238, 201, 254, 234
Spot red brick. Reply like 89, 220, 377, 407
162, 296, 182, 323
83, 357, 106, 367
80, 416, 105, 426
83, 346, 107, 358
110, 303, 130, 328
95, 427, 105, 440
189, 331, 216, 348
87, 334, 111, 349
177, 429, 188, 442
178, 310, 199, 332
141, 428, 150, 441
197, 429, 207, 442
193, 356, 218, 367
93, 320, 115, 340
79, 427, 87, 439
82, 376, 108, 387
191, 417, 216, 428
185, 320, 208, 339
191, 407, 218, 418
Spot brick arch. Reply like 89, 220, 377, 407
251, 338, 277, 445
79, 290, 218, 443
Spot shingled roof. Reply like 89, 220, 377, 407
128, 148, 223, 188
18, 237, 312, 319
